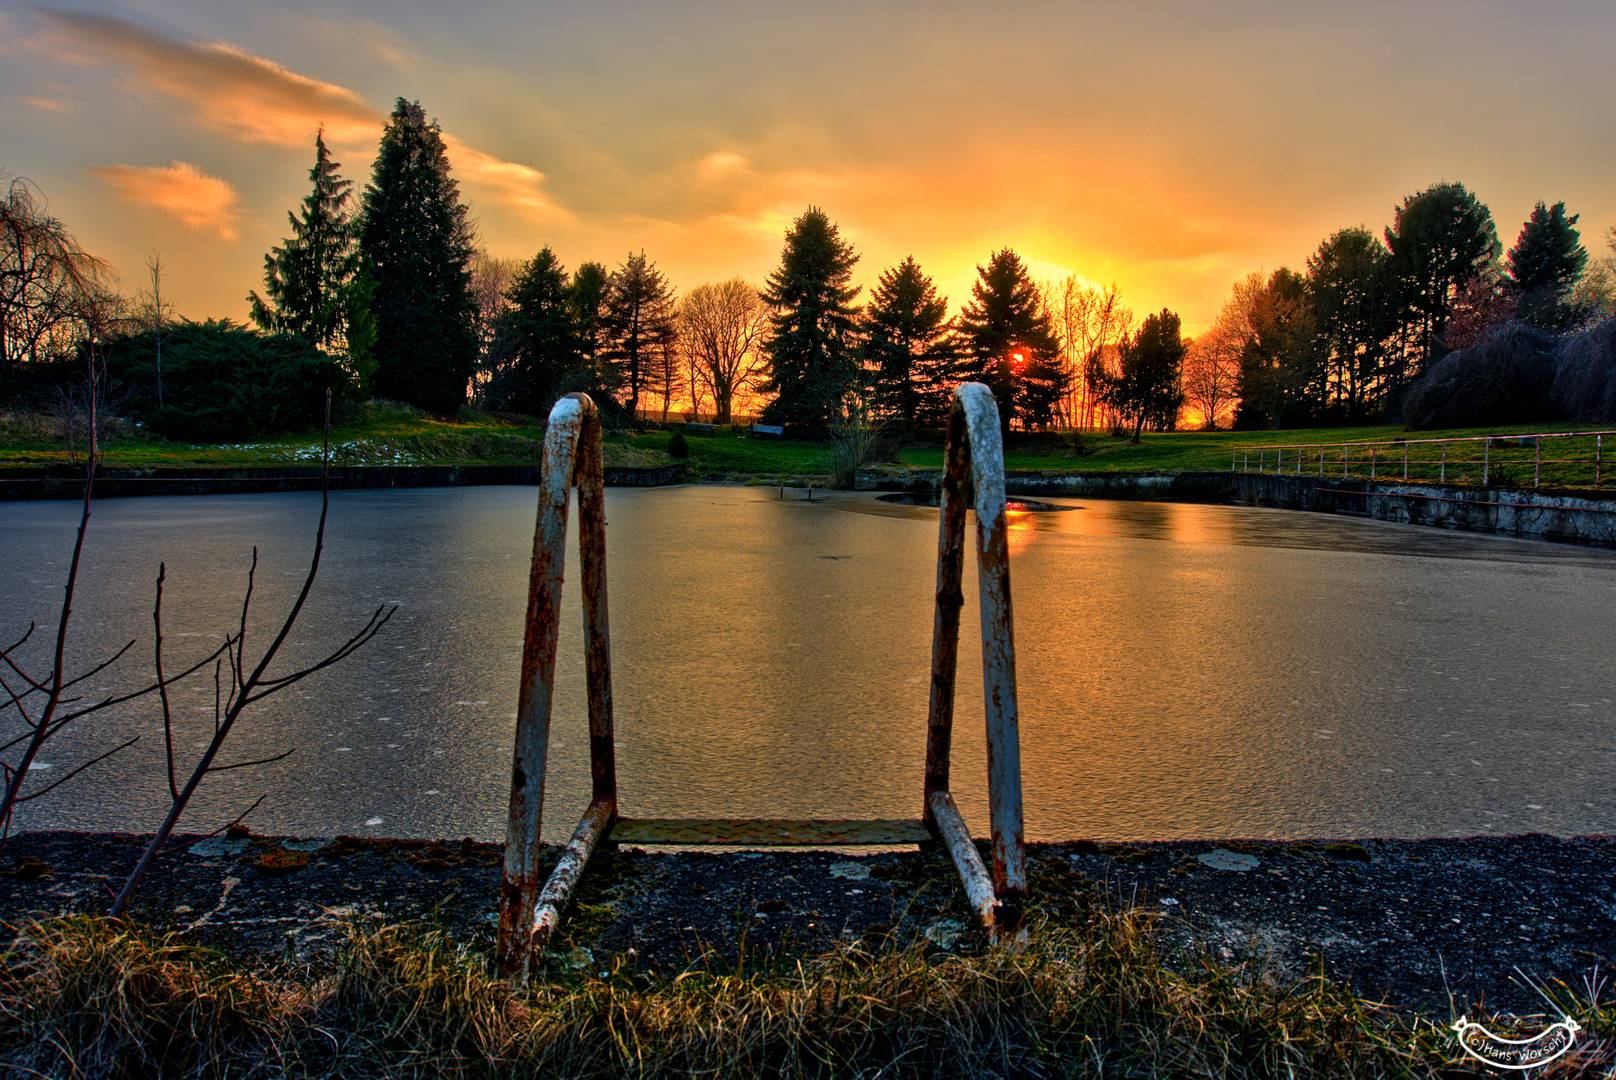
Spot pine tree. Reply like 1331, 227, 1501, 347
569, 261, 609, 361
956, 249, 1063, 433
248, 128, 372, 387
760, 206, 861, 427
1508, 201, 1587, 330
600, 251, 677, 420
359, 99, 478, 413
862, 257, 958, 427
503, 246, 585, 416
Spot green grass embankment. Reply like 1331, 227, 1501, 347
4, 401, 1611, 486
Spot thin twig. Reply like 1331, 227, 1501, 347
206, 747, 296, 773
154, 563, 177, 801
14, 736, 139, 802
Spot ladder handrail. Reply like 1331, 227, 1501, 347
496, 383, 1029, 978
496, 393, 616, 978
924, 383, 1026, 927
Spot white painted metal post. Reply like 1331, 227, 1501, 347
1535, 437, 1541, 487
1484, 440, 1490, 486
1441, 443, 1446, 483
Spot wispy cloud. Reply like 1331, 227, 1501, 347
37, 10, 379, 148
34, 10, 568, 224
21, 95, 72, 112
93, 161, 241, 239
441, 135, 572, 225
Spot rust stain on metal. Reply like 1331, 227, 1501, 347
532, 796, 616, 946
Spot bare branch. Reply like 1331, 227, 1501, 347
14, 736, 139, 802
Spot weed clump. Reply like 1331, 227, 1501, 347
667, 431, 689, 459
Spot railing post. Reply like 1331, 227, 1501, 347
1404, 442, 1409, 481
1535, 437, 1541, 488
1370, 448, 1376, 481
1484, 439, 1490, 486
1598, 435, 1603, 490
923, 383, 1026, 940
1441, 442, 1447, 483
1343, 445, 1349, 478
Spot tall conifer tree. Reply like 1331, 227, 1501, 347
503, 246, 584, 415
360, 99, 478, 413
862, 257, 958, 426
249, 128, 373, 387
760, 206, 861, 426
1508, 201, 1587, 330
600, 251, 677, 419
957, 249, 1063, 433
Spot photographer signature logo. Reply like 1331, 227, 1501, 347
1451, 1015, 1580, 1070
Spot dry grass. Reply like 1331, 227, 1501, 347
1, 909, 1611, 1078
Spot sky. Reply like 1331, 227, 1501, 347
4, 0, 1615, 336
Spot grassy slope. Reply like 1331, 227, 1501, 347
3, 403, 1610, 482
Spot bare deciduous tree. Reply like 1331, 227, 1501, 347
1041, 276, 1132, 430
678, 278, 770, 425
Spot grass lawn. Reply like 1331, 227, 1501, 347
4, 401, 1611, 485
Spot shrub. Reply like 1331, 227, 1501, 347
667, 431, 689, 458
99, 321, 360, 441
1403, 320, 1559, 430
1552, 316, 1616, 422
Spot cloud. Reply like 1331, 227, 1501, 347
36, 11, 568, 224
37, 10, 380, 148
21, 95, 72, 112
94, 161, 241, 239
442, 136, 572, 225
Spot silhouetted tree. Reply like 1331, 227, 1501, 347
1308, 227, 1394, 420
1384, 181, 1499, 387
360, 99, 477, 412
957, 249, 1064, 433
1234, 269, 1320, 429
679, 278, 770, 425
760, 206, 861, 426
1107, 309, 1185, 440
501, 247, 585, 415
601, 251, 677, 419
862, 256, 958, 427
1, 173, 114, 376
1508, 201, 1587, 330
569, 260, 609, 362
250, 129, 373, 389
1043, 276, 1132, 430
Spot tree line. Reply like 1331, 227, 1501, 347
6, 94, 1614, 440
1184, 183, 1615, 431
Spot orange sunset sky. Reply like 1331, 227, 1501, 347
3, 1, 1614, 336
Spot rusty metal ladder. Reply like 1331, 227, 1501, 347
495, 383, 1027, 977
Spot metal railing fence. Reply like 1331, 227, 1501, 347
1233, 430, 1616, 489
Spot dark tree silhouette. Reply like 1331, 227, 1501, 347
957, 249, 1063, 433
600, 251, 677, 419
1108, 309, 1186, 440
862, 256, 959, 427
1308, 227, 1394, 420
760, 206, 861, 426
502, 247, 586, 415
249, 128, 374, 389
1508, 201, 1587, 330
1384, 181, 1499, 385
360, 99, 478, 413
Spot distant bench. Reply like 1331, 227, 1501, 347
751, 423, 784, 439
683, 422, 716, 436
